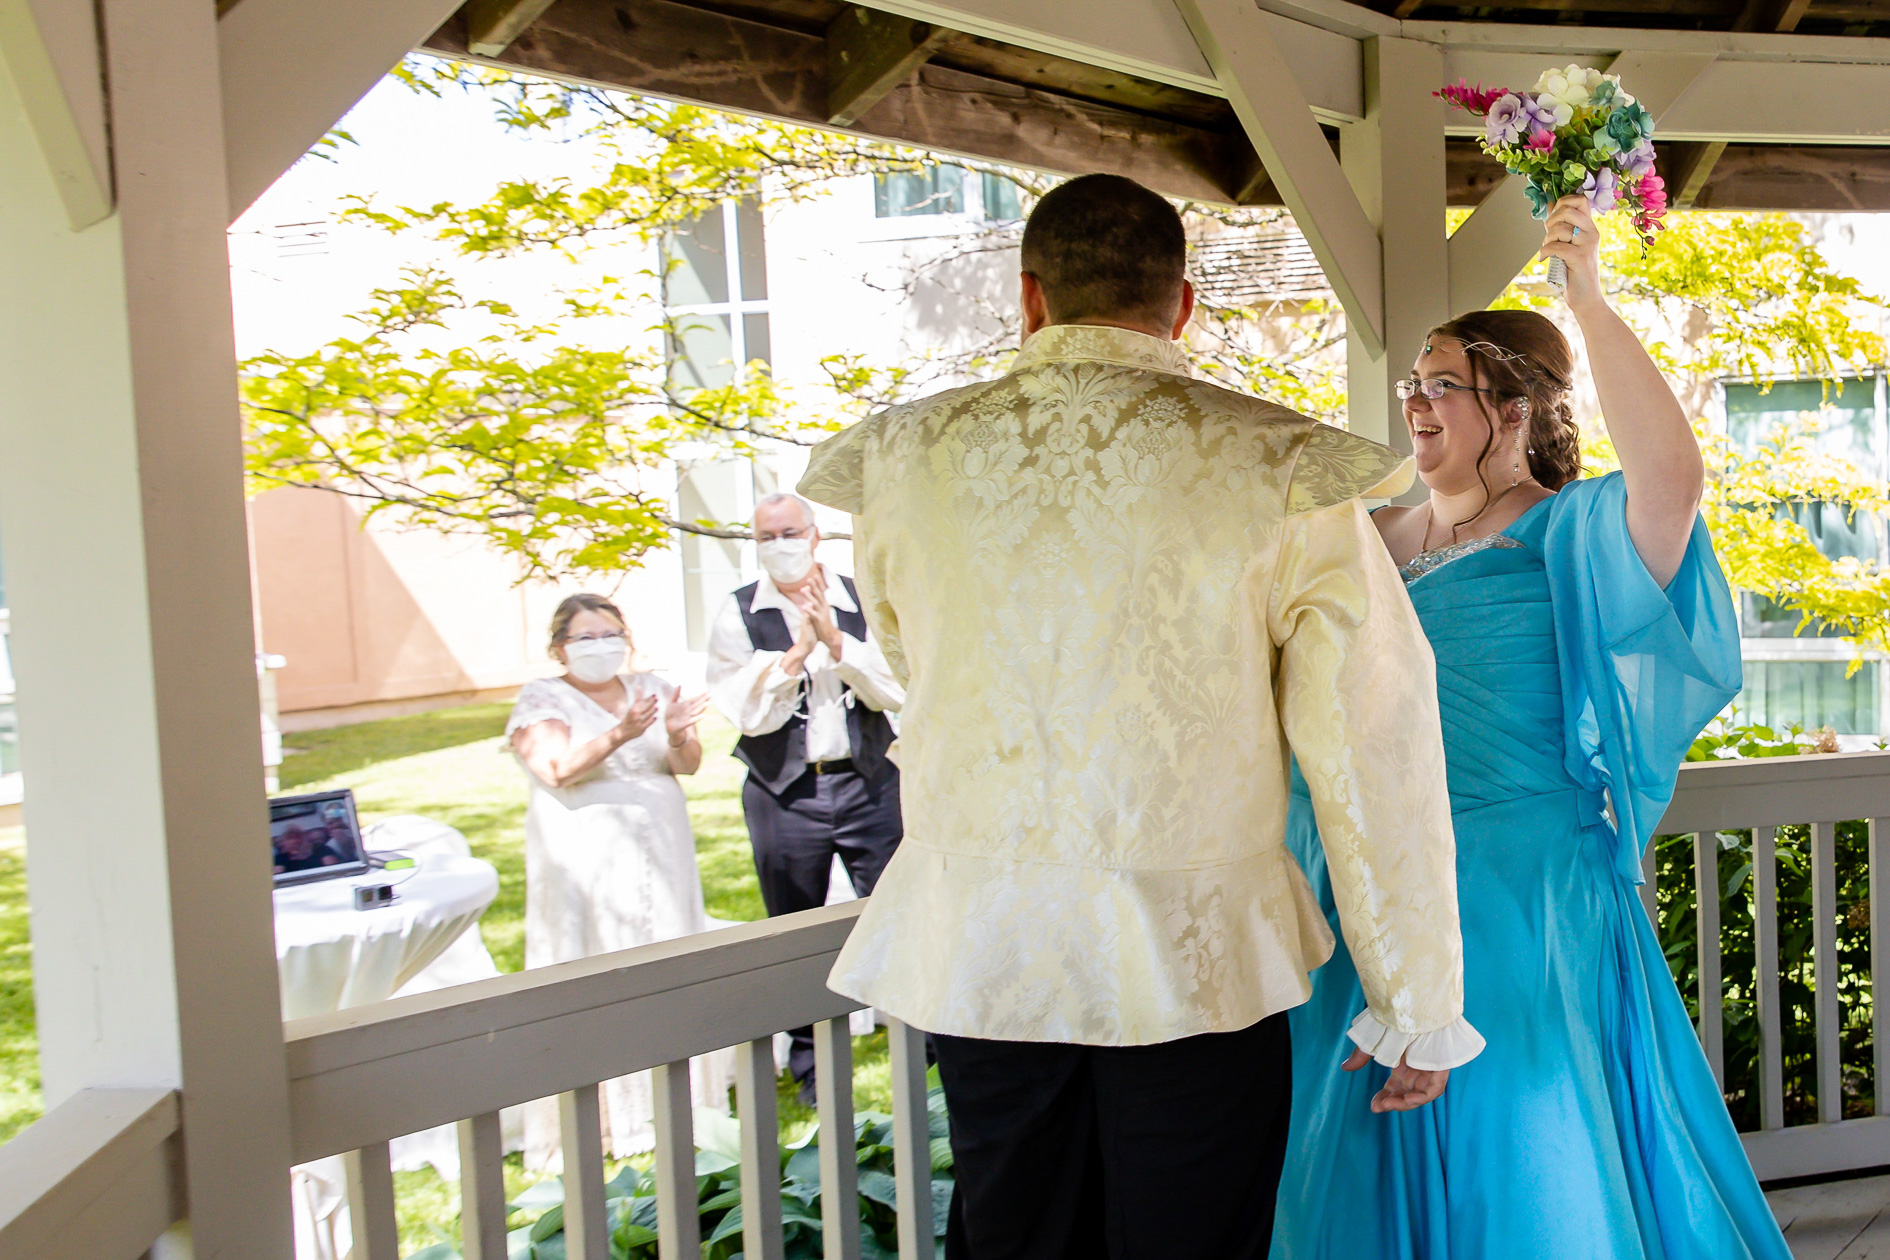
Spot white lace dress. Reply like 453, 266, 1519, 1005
507, 673, 734, 1163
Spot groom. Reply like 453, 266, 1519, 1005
798, 174, 1481, 1257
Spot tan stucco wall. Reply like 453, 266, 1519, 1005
250, 487, 569, 714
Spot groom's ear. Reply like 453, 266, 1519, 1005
1168, 280, 1196, 341
1021, 271, 1050, 337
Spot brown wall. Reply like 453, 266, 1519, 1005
250, 487, 566, 715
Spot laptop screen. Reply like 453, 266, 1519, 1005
270, 789, 370, 886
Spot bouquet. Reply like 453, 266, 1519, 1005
1439, 65, 1668, 292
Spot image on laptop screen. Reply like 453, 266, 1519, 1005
270, 789, 370, 887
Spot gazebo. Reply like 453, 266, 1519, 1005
5, 0, 1890, 1255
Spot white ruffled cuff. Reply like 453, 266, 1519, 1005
1347, 1010, 1486, 1070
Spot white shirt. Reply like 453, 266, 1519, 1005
705, 563, 905, 764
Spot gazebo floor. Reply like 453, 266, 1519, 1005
1772, 1173, 1890, 1258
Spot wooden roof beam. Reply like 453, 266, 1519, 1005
1730, 0, 1811, 32
827, 7, 955, 127
465, 0, 560, 57
425, 0, 1270, 205
1178, 0, 1386, 352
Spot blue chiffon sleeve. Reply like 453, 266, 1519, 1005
1540, 472, 1743, 883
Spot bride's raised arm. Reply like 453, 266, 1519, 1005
1539, 194, 1704, 587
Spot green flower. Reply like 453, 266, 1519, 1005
1606, 102, 1654, 148
1524, 180, 1551, 219
1589, 79, 1618, 109
1562, 160, 1588, 185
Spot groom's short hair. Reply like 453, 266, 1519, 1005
1021, 174, 1187, 328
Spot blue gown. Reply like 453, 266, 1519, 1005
1271, 474, 1790, 1260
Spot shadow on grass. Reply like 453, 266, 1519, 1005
280, 701, 515, 790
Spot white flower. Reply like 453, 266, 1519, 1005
1536, 93, 1574, 127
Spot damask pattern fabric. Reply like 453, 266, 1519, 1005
799, 324, 1472, 1048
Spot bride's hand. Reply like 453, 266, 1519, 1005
1540, 194, 1604, 315
1342, 1046, 1450, 1112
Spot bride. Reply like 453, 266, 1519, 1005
1271, 196, 1790, 1258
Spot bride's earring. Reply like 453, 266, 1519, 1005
1514, 400, 1531, 480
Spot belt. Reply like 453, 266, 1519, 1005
809, 758, 856, 775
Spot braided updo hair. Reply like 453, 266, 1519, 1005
1424, 309, 1583, 491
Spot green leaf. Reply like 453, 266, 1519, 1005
857, 1169, 899, 1209
530, 1203, 565, 1242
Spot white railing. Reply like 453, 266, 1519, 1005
10, 750, 1890, 1255
288, 899, 920, 1260
0, 1087, 180, 1259
1657, 749, 1890, 1181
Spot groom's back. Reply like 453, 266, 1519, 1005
800, 332, 1400, 872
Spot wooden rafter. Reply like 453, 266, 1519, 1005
826, 6, 954, 127
424, 0, 1269, 204
465, 0, 560, 56
1669, 139, 1729, 207
1175, 0, 1386, 352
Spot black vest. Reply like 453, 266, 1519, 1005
733, 574, 896, 795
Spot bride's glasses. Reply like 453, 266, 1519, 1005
1396, 378, 1495, 401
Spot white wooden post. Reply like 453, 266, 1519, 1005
1341, 36, 1448, 457
0, 0, 295, 1253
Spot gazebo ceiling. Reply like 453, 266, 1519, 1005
423, 0, 1890, 212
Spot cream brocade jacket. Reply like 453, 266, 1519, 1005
799, 325, 1476, 1057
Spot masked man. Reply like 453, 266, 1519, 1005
706, 491, 905, 1103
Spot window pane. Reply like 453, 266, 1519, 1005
982, 172, 1023, 221
1724, 377, 1876, 468
677, 458, 748, 651
736, 199, 768, 301
742, 313, 772, 368
874, 165, 966, 217
668, 312, 734, 390
1740, 660, 1879, 734
661, 209, 729, 305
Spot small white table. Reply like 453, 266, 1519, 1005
273, 851, 499, 1021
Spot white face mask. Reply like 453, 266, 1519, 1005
758, 537, 816, 586
563, 635, 626, 684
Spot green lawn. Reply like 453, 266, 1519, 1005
0, 699, 890, 1252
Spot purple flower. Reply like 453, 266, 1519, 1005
1484, 94, 1527, 146
1618, 138, 1656, 178
1583, 167, 1619, 215
1521, 96, 1560, 134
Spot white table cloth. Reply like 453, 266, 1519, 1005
275, 849, 498, 1021
281, 817, 503, 1260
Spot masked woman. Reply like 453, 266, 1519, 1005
1271, 198, 1788, 1258
507, 592, 729, 1165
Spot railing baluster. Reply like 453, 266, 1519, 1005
457, 1111, 508, 1260
888, 1019, 933, 1260
1754, 826, 1784, 1130
559, 1085, 609, 1260
1694, 832, 1724, 1087
1641, 836, 1658, 925
815, 1017, 862, 1260
1813, 821, 1843, 1124
343, 1142, 399, 1260
736, 1038, 785, 1260
652, 1060, 699, 1260
1873, 820, 1890, 1117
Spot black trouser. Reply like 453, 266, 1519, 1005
933, 1014, 1292, 1260
743, 764, 903, 1082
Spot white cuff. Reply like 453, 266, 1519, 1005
1347, 1010, 1486, 1070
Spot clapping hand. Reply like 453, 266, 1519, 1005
665, 692, 710, 745
1341, 1046, 1450, 1113
780, 609, 819, 677
793, 584, 845, 658
615, 692, 660, 742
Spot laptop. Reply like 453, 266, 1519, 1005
269, 788, 371, 887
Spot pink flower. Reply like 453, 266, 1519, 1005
1637, 173, 1668, 213
1527, 128, 1556, 153
1436, 79, 1513, 114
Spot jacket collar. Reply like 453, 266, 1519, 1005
1008, 324, 1194, 379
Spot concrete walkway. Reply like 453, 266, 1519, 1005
1772, 1174, 1890, 1258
